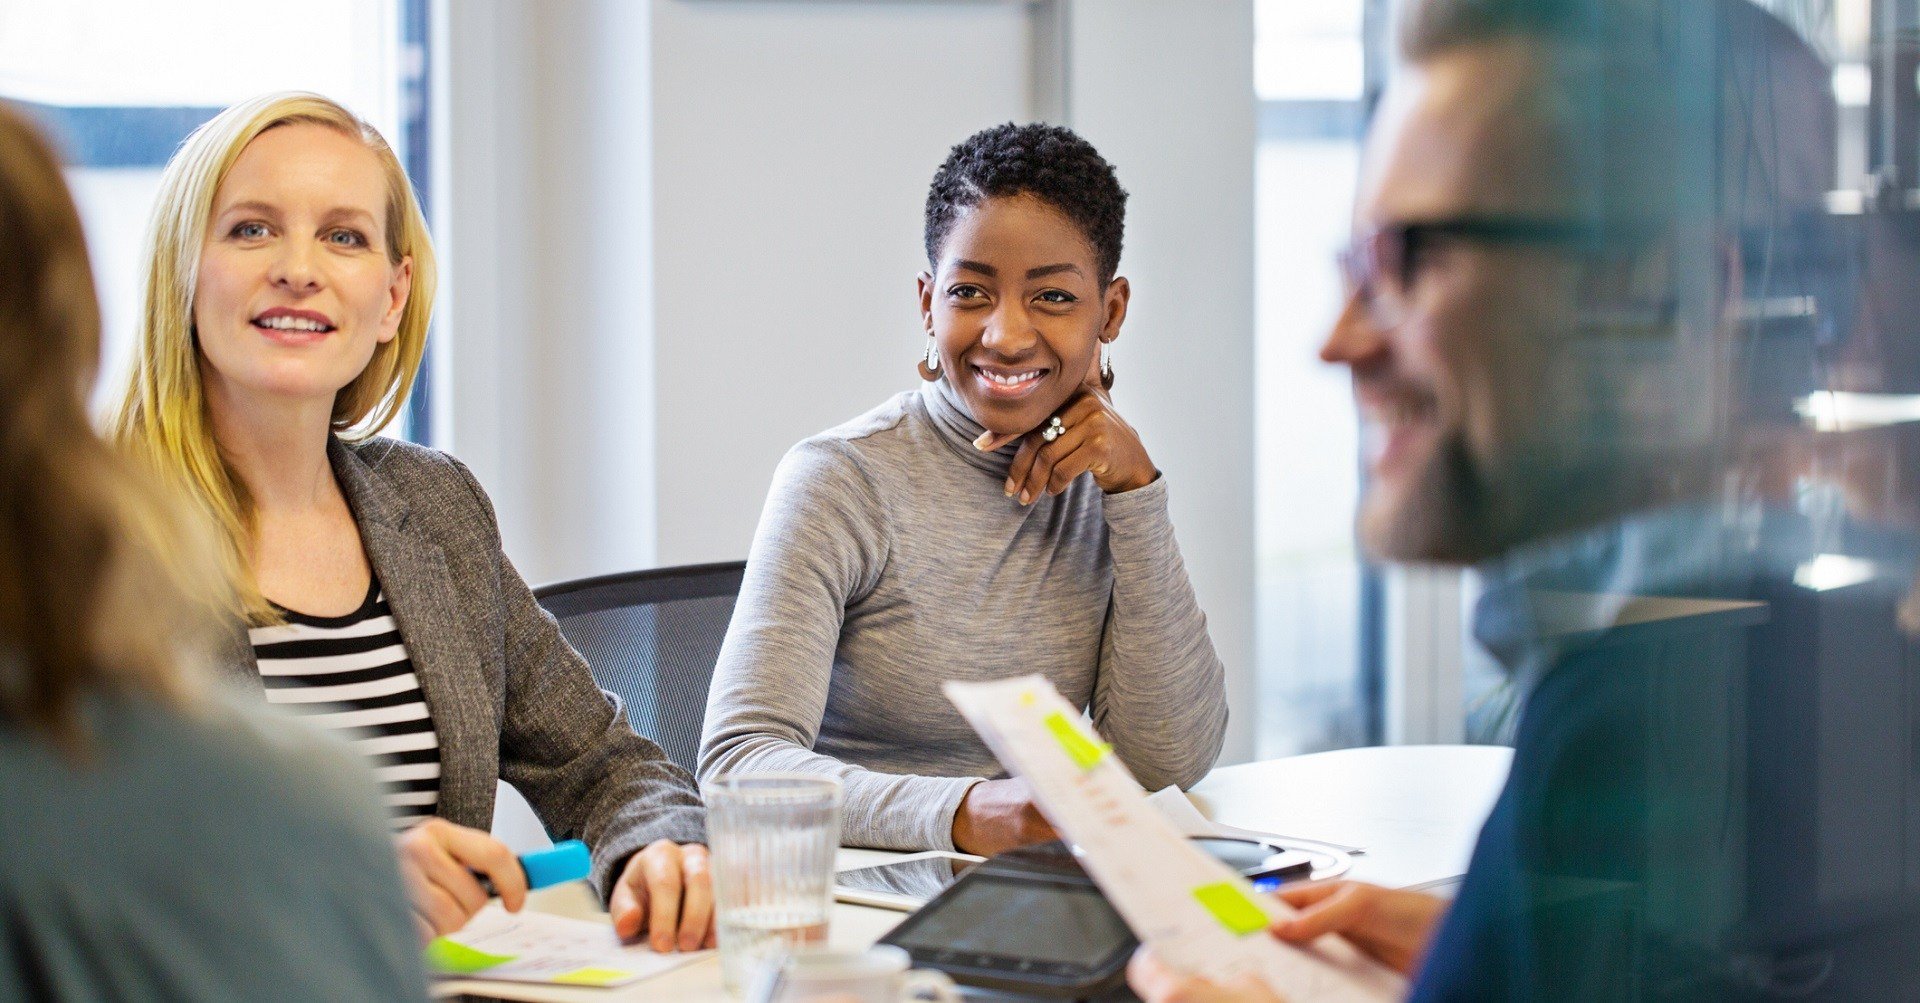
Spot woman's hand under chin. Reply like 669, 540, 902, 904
975, 377, 1157, 503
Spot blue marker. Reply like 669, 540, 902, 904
477, 839, 591, 896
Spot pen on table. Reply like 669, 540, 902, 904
476, 839, 591, 897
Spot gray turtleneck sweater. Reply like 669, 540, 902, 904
699, 379, 1229, 850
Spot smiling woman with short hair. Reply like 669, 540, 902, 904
700, 123, 1228, 856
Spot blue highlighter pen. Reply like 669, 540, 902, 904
477, 839, 592, 897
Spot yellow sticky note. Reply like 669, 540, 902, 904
553, 967, 637, 986
424, 938, 513, 975
1193, 882, 1270, 936
1043, 711, 1111, 770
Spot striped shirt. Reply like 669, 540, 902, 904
249, 577, 442, 828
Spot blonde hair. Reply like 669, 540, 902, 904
0, 103, 228, 753
112, 92, 437, 622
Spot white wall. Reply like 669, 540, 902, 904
442, 0, 1257, 763
650, 0, 1036, 566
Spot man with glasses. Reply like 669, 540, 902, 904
1133, 0, 1920, 999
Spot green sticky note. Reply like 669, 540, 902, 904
1044, 711, 1111, 770
1193, 882, 1270, 936
554, 966, 636, 986
424, 937, 514, 975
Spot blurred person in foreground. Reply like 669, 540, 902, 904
111, 92, 712, 950
0, 102, 425, 999
1132, 0, 1920, 999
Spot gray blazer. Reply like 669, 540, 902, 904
219, 436, 705, 896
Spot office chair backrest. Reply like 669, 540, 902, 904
534, 560, 746, 775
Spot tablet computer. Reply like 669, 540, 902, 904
878, 840, 1135, 996
833, 852, 984, 911
878, 866, 1137, 997
874, 836, 1318, 997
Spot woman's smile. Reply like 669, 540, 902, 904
920, 192, 1123, 436
972, 361, 1051, 399
251, 306, 338, 345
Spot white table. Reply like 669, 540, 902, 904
438, 745, 1512, 1001
1189, 745, 1511, 893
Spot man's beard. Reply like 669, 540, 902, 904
1359, 429, 1503, 566
1359, 419, 1665, 567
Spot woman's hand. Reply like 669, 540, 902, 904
951, 778, 1059, 856
1272, 881, 1446, 976
609, 839, 717, 952
976, 383, 1157, 503
396, 817, 528, 943
1127, 947, 1289, 1003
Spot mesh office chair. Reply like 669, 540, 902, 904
534, 560, 746, 775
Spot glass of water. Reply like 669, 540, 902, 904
748, 945, 961, 1003
706, 773, 843, 992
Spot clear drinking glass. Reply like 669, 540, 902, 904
706, 773, 844, 992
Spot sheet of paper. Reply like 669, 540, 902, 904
945, 676, 1405, 1003
426, 904, 710, 988
1147, 786, 1367, 856
1147, 785, 1227, 838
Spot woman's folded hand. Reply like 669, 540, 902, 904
950, 777, 1059, 856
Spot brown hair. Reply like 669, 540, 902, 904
0, 103, 227, 753
1398, 0, 1595, 62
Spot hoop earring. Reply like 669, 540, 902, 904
1099, 343, 1115, 390
918, 337, 942, 381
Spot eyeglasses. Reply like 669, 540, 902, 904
1337, 217, 1617, 330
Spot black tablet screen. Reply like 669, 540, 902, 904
889, 876, 1134, 965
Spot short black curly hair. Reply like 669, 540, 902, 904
923, 123, 1128, 285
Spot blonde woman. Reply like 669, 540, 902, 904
0, 103, 425, 998
114, 92, 712, 950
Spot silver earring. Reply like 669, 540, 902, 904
925, 338, 941, 372
1099, 343, 1113, 387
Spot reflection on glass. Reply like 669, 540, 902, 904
1795, 389, 1920, 430
1327, 0, 1920, 993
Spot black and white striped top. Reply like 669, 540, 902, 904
249, 578, 442, 828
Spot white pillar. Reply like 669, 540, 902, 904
438, 0, 657, 584
1066, 0, 1260, 764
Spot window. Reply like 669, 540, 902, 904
1253, 0, 1376, 756
0, 0, 434, 441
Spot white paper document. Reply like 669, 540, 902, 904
945, 676, 1405, 1002
1147, 785, 1367, 856
426, 904, 711, 988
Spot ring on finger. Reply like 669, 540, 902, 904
1041, 415, 1067, 443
